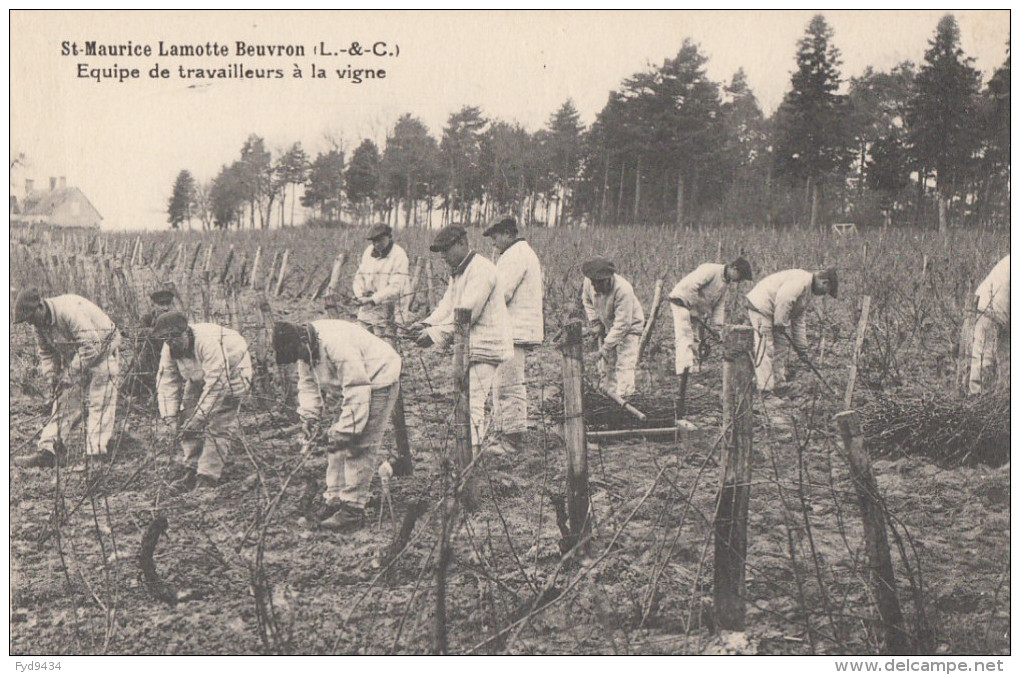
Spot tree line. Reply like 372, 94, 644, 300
168, 14, 1009, 232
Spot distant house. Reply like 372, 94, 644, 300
11, 177, 103, 229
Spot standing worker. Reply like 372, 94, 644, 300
413, 225, 513, 457
668, 256, 753, 374
13, 289, 121, 468
581, 258, 645, 400
483, 216, 544, 450
352, 223, 411, 337
969, 254, 1010, 394
745, 268, 837, 394
129, 284, 176, 402
273, 319, 402, 531
154, 312, 252, 491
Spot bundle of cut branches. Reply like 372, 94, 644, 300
541, 385, 720, 431
862, 392, 1010, 467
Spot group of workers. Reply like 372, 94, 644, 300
11, 218, 1010, 531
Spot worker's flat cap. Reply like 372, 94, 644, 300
13, 288, 42, 323
816, 268, 839, 298
150, 285, 175, 306
729, 256, 753, 282
429, 225, 467, 252
152, 311, 189, 338
483, 216, 518, 237
367, 223, 392, 240
581, 257, 615, 281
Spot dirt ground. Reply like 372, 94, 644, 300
8, 327, 1010, 656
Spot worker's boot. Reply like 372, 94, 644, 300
319, 502, 366, 532
169, 466, 197, 492
15, 440, 66, 469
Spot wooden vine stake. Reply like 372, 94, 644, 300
274, 249, 290, 297
637, 278, 664, 364
561, 320, 590, 554
835, 411, 910, 655
844, 295, 872, 409
249, 245, 262, 290
714, 325, 755, 631
326, 252, 346, 295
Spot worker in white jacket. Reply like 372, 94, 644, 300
154, 312, 252, 491
274, 320, 402, 531
352, 223, 411, 335
668, 256, 753, 374
970, 254, 1010, 394
483, 216, 544, 447
13, 289, 121, 468
745, 269, 837, 393
414, 225, 514, 456
582, 258, 645, 400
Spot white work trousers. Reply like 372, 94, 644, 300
180, 395, 241, 480
749, 310, 787, 393
670, 305, 698, 375
601, 333, 640, 400
325, 383, 399, 506
491, 345, 529, 436
469, 361, 499, 454
970, 312, 1009, 395
40, 349, 119, 456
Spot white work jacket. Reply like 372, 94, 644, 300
975, 254, 1010, 325
352, 243, 411, 326
156, 323, 253, 424
745, 269, 816, 351
424, 252, 514, 364
495, 239, 544, 345
35, 294, 120, 378
582, 274, 645, 349
668, 263, 729, 325
295, 320, 402, 438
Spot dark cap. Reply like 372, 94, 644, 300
149, 285, 175, 306
483, 216, 518, 238
729, 256, 753, 282
581, 257, 615, 281
429, 225, 468, 252
367, 223, 392, 240
151, 311, 189, 339
272, 321, 306, 365
13, 288, 42, 323
816, 268, 839, 298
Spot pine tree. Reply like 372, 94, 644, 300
773, 14, 851, 228
906, 14, 982, 231
167, 169, 196, 229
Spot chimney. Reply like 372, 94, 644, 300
25, 179, 33, 195
59, 176, 67, 189
49, 177, 57, 191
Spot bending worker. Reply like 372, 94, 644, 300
745, 268, 837, 394
668, 256, 752, 374
273, 319, 402, 531
154, 312, 252, 491
13, 289, 121, 468
581, 257, 645, 400
969, 253, 1010, 394
414, 225, 513, 457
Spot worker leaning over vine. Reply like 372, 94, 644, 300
581, 257, 644, 401
154, 312, 252, 492
273, 319, 402, 532
745, 268, 837, 395
969, 253, 1010, 395
13, 288, 121, 470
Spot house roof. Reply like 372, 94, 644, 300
24, 187, 103, 220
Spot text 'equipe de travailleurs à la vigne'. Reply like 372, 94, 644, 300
59, 40, 399, 83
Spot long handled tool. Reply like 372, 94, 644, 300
785, 333, 837, 396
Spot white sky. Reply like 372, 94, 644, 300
9, 10, 1010, 231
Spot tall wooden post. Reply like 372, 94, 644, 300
844, 295, 872, 409
835, 411, 909, 655
714, 325, 755, 631
562, 320, 590, 552
274, 249, 290, 297
453, 307, 472, 470
265, 251, 280, 294
326, 252, 346, 295
249, 245, 262, 290
425, 257, 436, 309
